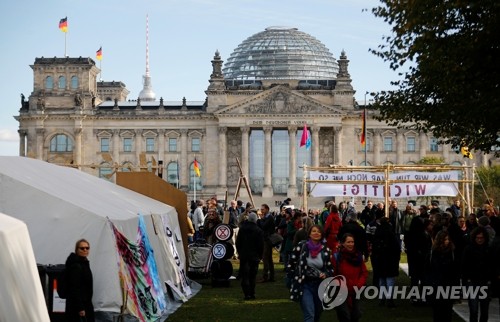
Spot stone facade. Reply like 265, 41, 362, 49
16, 52, 493, 202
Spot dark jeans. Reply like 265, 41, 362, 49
468, 297, 490, 322
239, 259, 259, 297
432, 299, 453, 322
262, 242, 274, 281
336, 296, 361, 322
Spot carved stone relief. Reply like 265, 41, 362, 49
226, 128, 242, 187
243, 92, 318, 114
319, 128, 334, 166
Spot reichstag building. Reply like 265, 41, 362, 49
15, 26, 490, 200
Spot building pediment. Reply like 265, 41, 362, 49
214, 86, 344, 116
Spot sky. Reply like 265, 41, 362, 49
0, 0, 398, 156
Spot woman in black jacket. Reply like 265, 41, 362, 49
426, 230, 459, 322
371, 217, 401, 307
461, 227, 492, 322
65, 239, 94, 322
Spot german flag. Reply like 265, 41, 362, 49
193, 158, 201, 177
96, 47, 102, 61
360, 108, 366, 148
59, 17, 68, 33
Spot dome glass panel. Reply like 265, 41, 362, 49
223, 27, 338, 80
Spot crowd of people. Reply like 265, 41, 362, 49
187, 196, 500, 322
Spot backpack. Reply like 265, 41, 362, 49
56, 265, 69, 299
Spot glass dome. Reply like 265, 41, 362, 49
222, 26, 338, 80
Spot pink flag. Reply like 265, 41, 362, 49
300, 124, 311, 150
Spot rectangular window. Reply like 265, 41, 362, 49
146, 138, 155, 152
169, 138, 177, 152
407, 137, 416, 152
191, 138, 200, 152
384, 137, 393, 152
430, 137, 439, 152
100, 138, 110, 152
361, 136, 372, 152
123, 138, 132, 152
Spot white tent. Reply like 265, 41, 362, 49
0, 156, 187, 318
0, 212, 51, 322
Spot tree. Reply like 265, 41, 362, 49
370, 0, 500, 155
474, 165, 500, 208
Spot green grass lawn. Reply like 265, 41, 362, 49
166, 251, 463, 322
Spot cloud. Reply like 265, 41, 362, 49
0, 129, 19, 142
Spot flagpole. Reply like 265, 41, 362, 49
193, 156, 197, 202
364, 92, 368, 205
176, 156, 180, 189
64, 32, 67, 57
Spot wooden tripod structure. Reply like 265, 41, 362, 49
233, 157, 255, 208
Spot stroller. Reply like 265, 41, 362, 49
187, 238, 213, 278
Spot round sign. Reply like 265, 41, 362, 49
212, 241, 234, 260
214, 224, 233, 242
212, 242, 228, 260
211, 260, 234, 280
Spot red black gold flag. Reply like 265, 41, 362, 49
59, 17, 68, 33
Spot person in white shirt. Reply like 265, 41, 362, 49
191, 200, 205, 241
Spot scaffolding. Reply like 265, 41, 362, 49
302, 163, 475, 216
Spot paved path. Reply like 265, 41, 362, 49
399, 263, 499, 322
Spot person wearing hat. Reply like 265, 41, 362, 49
236, 212, 264, 300
478, 215, 496, 245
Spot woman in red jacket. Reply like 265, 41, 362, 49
324, 204, 342, 252
332, 233, 368, 322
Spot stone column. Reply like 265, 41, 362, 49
135, 129, 142, 165
180, 129, 188, 190
74, 128, 82, 169
158, 129, 165, 164
241, 127, 249, 178
482, 154, 489, 167
262, 126, 273, 198
218, 127, 228, 192
442, 143, 450, 162
334, 127, 342, 165
288, 126, 298, 197
312, 126, 320, 167
18, 130, 26, 157
396, 130, 404, 164
36, 128, 44, 160
373, 130, 381, 165
419, 132, 427, 160
113, 130, 120, 163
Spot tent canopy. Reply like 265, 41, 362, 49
0, 212, 50, 322
0, 156, 184, 314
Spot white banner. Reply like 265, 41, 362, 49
309, 171, 459, 198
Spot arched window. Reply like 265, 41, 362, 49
451, 161, 464, 180
99, 162, 113, 180
71, 76, 78, 89
45, 76, 53, 89
121, 162, 133, 172
189, 161, 203, 190
167, 162, 179, 187
49, 134, 73, 152
58, 76, 66, 89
